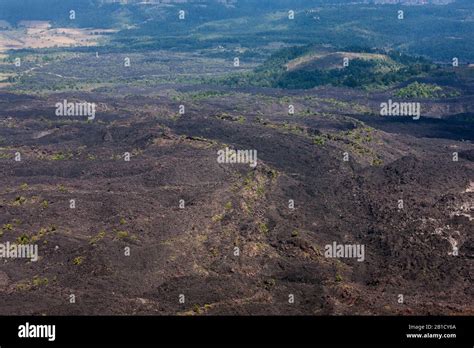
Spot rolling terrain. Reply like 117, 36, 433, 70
0, 0, 472, 315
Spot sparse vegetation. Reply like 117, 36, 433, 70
313, 136, 325, 146
212, 214, 223, 223
90, 231, 106, 245
0, 0, 470, 318
258, 222, 269, 234
3, 223, 13, 231
116, 230, 129, 240
32, 276, 49, 287
372, 158, 384, 166
51, 152, 72, 161
73, 256, 84, 266
224, 201, 232, 211
13, 196, 27, 206
396, 82, 459, 99
16, 234, 30, 245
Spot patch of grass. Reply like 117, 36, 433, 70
116, 230, 129, 239
32, 276, 49, 287
0, 153, 13, 159
258, 222, 269, 234
264, 278, 276, 289
73, 256, 84, 265
241, 201, 252, 214
243, 175, 253, 189
395, 82, 448, 99
16, 280, 31, 291
268, 169, 278, 180
192, 304, 201, 314
224, 201, 233, 211
110, 154, 123, 160
12, 196, 27, 206
184, 90, 228, 101
89, 231, 106, 245
16, 234, 30, 245
313, 135, 325, 146
31, 227, 49, 242
212, 214, 223, 222
372, 158, 383, 166
3, 223, 13, 231
51, 152, 68, 160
